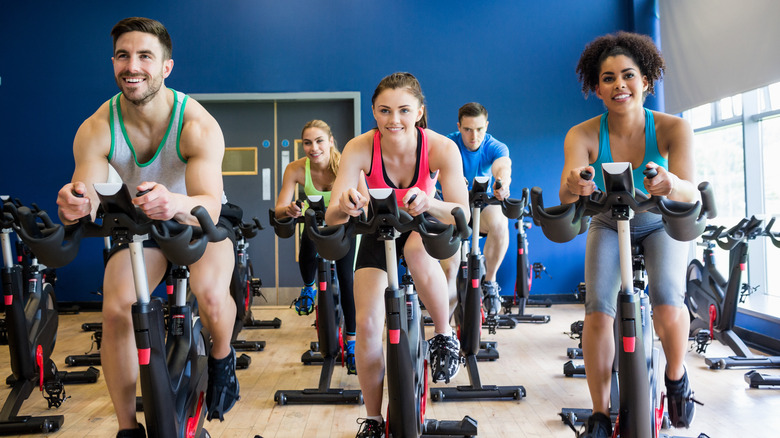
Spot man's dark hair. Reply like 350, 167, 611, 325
458, 102, 488, 123
111, 17, 172, 59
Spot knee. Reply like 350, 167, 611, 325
584, 312, 614, 332
440, 256, 459, 278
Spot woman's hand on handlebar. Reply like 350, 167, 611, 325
643, 162, 676, 198
565, 166, 597, 197
402, 188, 429, 217
56, 182, 92, 223
339, 188, 367, 218
284, 201, 303, 218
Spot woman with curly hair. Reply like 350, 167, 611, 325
559, 32, 700, 438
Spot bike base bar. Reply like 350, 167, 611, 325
243, 317, 282, 329
430, 385, 525, 402
421, 416, 478, 437
273, 389, 363, 405
0, 415, 64, 435
505, 313, 551, 323
231, 339, 265, 351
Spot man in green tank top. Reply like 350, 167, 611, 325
56, 17, 240, 437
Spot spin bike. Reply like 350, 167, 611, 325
65, 206, 269, 370
307, 188, 478, 438
14, 183, 229, 438
685, 216, 780, 370
744, 216, 780, 388
224, 205, 274, 369
0, 197, 100, 435
270, 195, 362, 405
430, 176, 526, 402
502, 188, 552, 324
531, 163, 715, 438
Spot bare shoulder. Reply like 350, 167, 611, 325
564, 115, 599, 152
424, 128, 458, 170
341, 130, 374, 172
287, 157, 307, 181
179, 96, 224, 159
74, 100, 112, 157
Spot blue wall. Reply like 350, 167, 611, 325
0, 1, 631, 301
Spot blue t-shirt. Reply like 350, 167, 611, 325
448, 132, 510, 189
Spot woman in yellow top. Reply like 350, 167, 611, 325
275, 119, 362, 374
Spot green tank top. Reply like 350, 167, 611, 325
304, 158, 332, 207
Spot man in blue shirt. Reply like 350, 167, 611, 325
442, 102, 512, 317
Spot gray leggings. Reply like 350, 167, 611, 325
584, 211, 689, 317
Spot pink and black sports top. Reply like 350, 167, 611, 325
364, 127, 438, 207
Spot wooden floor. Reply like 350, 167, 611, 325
1, 304, 778, 438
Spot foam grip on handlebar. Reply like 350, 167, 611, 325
12, 206, 84, 268
698, 181, 717, 220
580, 170, 593, 181
268, 209, 297, 239
416, 210, 465, 260
499, 196, 524, 220
304, 209, 352, 261
150, 220, 204, 266
656, 200, 705, 242
529, 187, 585, 243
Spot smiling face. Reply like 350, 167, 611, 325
371, 87, 424, 138
595, 54, 648, 110
112, 31, 173, 106
302, 126, 333, 165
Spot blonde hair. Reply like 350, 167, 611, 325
302, 119, 340, 177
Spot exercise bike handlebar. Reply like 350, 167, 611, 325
700, 216, 764, 251
5, 183, 228, 269
268, 196, 328, 239
530, 163, 717, 243
764, 217, 780, 249
305, 189, 469, 262
468, 176, 528, 220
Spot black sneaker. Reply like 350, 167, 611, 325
584, 412, 612, 438
356, 418, 385, 438
482, 281, 501, 317
116, 424, 145, 438
428, 332, 462, 383
666, 367, 700, 428
206, 347, 240, 421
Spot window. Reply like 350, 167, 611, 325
760, 115, 780, 300
683, 82, 780, 317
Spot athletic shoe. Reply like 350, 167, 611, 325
428, 332, 462, 383
482, 281, 502, 317
206, 347, 241, 421
584, 412, 612, 438
293, 285, 316, 315
666, 367, 700, 428
356, 418, 385, 438
345, 339, 357, 375
116, 424, 145, 438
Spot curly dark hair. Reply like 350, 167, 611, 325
576, 31, 665, 98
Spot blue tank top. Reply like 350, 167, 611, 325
592, 108, 667, 193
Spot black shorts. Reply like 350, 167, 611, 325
354, 212, 439, 272
354, 230, 412, 272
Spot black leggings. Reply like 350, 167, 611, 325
299, 231, 357, 336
